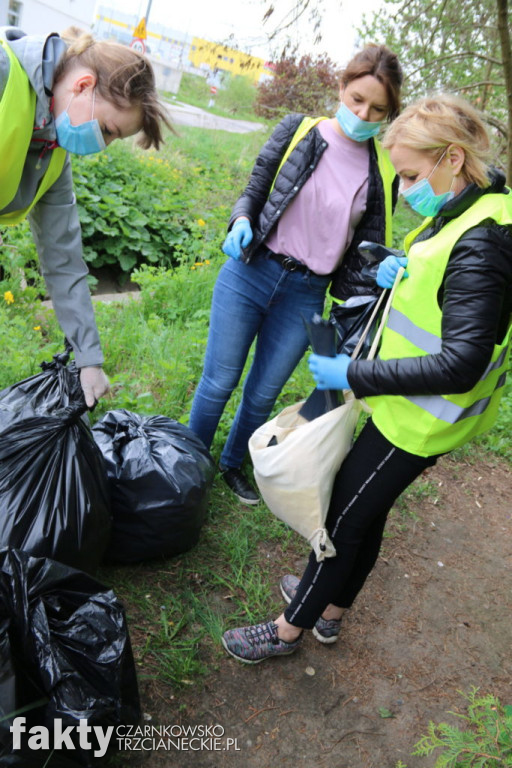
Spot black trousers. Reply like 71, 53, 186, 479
284, 418, 440, 629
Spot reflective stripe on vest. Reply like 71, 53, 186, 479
367, 191, 512, 457
0, 35, 66, 225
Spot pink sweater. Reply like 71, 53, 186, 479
265, 119, 369, 275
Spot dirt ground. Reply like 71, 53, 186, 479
119, 452, 511, 768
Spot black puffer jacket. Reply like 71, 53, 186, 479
348, 169, 512, 397
229, 113, 398, 301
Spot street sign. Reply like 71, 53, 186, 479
210, 86, 217, 95
133, 18, 147, 39
130, 38, 146, 54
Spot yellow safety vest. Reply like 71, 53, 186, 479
367, 192, 512, 457
0, 35, 66, 225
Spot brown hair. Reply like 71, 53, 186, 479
53, 33, 173, 150
342, 44, 403, 120
382, 93, 491, 188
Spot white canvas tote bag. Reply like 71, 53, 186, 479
248, 269, 404, 561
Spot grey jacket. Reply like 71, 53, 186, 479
0, 26, 103, 367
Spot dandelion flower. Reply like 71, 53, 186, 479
3, 290, 14, 304
197, 218, 206, 227
33, 326, 41, 331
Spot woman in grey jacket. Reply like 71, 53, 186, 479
0, 26, 170, 406
188, 44, 402, 503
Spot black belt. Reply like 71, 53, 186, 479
265, 248, 309, 274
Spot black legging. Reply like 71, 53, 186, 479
284, 418, 440, 629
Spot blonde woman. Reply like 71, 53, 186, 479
0, 26, 171, 406
222, 94, 512, 663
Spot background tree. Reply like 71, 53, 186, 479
358, 0, 512, 180
255, 52, 342, 119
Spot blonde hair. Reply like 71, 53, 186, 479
53, 32, 173, 150
382, 93, 491, 188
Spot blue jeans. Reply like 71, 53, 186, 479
188, 255, 331, 468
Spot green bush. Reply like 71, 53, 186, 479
413, 688, 512, 767
215, 74, 258, 118
72, 144, 198, 276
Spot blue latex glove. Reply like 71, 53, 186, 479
308, 353, 351, 391
222, 218, 253, 260
376, 255, 409, 289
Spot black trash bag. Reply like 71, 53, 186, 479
0, 345, 111, 574
92, 410, 216, 563
330, 294, 381, 358
0, 548, 141, 767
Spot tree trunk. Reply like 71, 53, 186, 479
496, 0, 512, 181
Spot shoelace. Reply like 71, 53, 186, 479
246, 622, 278, 646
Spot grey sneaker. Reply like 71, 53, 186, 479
280, 574, 342, 645
222, 620, 301, 664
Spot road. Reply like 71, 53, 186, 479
163, 100, 266, 133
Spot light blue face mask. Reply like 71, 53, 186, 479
401, 150, 454, 217
55, 91, 106, 155
335, 101, 383, 142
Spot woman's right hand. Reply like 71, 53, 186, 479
376, 255, 409, 289
222, 218, 253, 260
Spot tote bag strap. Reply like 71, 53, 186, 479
350, 266, 406, 362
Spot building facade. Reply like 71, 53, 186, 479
0, 0, 94, 36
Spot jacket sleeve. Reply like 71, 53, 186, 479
348, 222, 512, 397
229, 114, 303, 229
28, 157, 104, 368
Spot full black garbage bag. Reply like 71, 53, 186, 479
0, 548, 141, 767
330, 294, 381, 358
0, 346, 111, 573
92, 410, 216, 563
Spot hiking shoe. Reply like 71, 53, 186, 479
220, 466, 259, 505
222, 620, 301, 664
280, 574, 342, 645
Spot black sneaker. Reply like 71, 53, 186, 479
220, 466, 260, 505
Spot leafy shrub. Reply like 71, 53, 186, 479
255, 53, 342, 119
413, 688, 512, 767
215, 74, 258, 118
72, 144, 197, 276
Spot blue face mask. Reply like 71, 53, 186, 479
55, 91, 106, 155
401, 151, 454, 217
335, 101, 383, 142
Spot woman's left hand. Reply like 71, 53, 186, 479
308, 353, 351, 390
80, 366, 110, 409
377, 255, 409, 289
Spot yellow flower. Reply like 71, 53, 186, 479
194, 262, 203, 267
197, 218, 206, 227
205, 259, 210, 265
191, 266, 196, 270
33, 326, 41, 331
3, 290, 14, 304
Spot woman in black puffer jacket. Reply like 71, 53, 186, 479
188, 44, 403, 504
